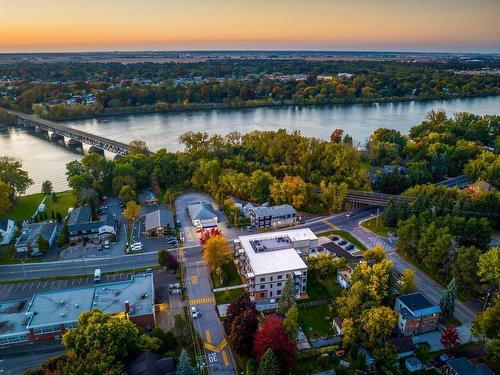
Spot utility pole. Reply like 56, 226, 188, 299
21, 258, 27, 280
81, 254, 88, 275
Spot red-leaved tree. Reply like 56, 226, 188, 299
223, 293, 255, 335
199, 227, 222, 246
440, 325, 460, 349
230, 309, 259, 356
330, 128, 344, 143
253, 315, 296, 374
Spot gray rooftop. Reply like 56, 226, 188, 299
68, 207, 92, 226
187, 202, 217, 221
398, 293, 434, 312
0, 300, 30, 337
145, 207, 174, 231
0, 218, 12, 231
447, 358, 495, 375
25, 273, 154, 329
16, 222, 56, 247
248, 204, 296, 218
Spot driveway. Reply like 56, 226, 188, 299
175, 193, 237, 374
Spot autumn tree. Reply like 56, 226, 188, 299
363, 244, 386, 263
440, 325, 460, 349
202, 235, 232, 273
230, 309, 259, 356
0, 181, 11, 216
400, 269, 416, 294
472, 296, 500, 361
256, 349, 279, 375
330, 129, 344, 143
199, 227, 222, 246
223, 293, 256, 335
359, 306, 398, 348
373, 343, 399, 373
123, 201, 141, 224
0, 156, 33, 199
119, 184, 136, 204
320, 180, 348, 212
308, 253, 346, 280
270, 176, 306, 209
277, 277, 296, 315
253, 316, 296, 374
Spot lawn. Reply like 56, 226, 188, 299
2, 191, 75, 221
360, 216, 391, 237
317, 229, 367, 251
211, 261, 242, 288
305, 277, 343, 301
214, 287, 245, 305
3, 193, 44, 220
0, 245, 43, 264
298, 305, 334, 339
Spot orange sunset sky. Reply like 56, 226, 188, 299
0, 0, 499, 53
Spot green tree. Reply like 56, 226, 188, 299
363, 245, 386, 263
400, 269, 416, 294
158, 249, 168, 267
41, 180, 53, 195
373, 343, 399, 373
163, 190, 175, 210
62, 309, 140, 362
256, 349, 279, 375
415, 345, 433, 363
382, 198, 400, 228
37, 235, 50, 254
0, 181, 11, 216
472, 296, 500, 361
282, 305, 299, 342
0, 156, 33, 199
176, 349, 195, 375
308, 253, 346, 280
360, 306, 398, 348
277, 277, 296, 315
246, 359, 257, 375
451, 246, 481, 298
119, 184, 136, 204
477, 247, 500, 293
440, 278, 457, 320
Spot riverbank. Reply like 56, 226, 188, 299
45, 92, 500, 122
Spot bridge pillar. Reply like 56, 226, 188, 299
47, 131, 63, 143
103, 149, 117, 161
82, 144, 104, 156
64, 137, 82, 151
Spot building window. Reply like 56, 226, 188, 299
260, 285, 265, 290
260, 277, 265, 282
270, 276, 273, 281
260, 293, 265, 298
269, 284, 273, 288
277, 275, 283, 280
277, 282, 282, 287
277, 290, 281, 295
270, 291, 273, 297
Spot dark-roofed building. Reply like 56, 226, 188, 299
67, 207, 117, 244
322, 242, 362, 289
395, 293, 441, 335
387, 336, 416, 358
187, 202, 218, 228
123, 352, 175, 375
15, 222, 57, 256
244, 203, 297, 228
144, 207, 175, 236
443, 358, 495, 375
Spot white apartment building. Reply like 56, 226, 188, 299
233, 228, 318, 304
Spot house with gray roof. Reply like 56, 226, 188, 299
67, 207, 117, 244
394, 292, 441, 336
144, 207, 174, 236
15, 222, 57, 256
187, 202, 218, 228
244, 203, 297, 228
443, 358, 494, 375
0, 218, 16, 245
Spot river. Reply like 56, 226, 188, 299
1, 96, 499, 194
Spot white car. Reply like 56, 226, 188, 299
191, 306, 201, 319
130, 243, 143, 251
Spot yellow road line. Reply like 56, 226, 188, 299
222, 350, 229, 366
217, 338, 227, 351
322, 220, 338, 230
205, 329, 211, 344
189, 296, 215, 305
204, 342, 219, 352
191, 275, 198, 284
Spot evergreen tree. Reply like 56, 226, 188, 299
277, 277, 296, 315
256, 349, 279, 375
283, 305, 299, 342
382, 198, 399, 228
176, 349, 195, 375
245, 358, 257, 375
56, 212, 63, 223
440, 278, 457, 319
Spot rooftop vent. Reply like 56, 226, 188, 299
59, 300, 64, 305
60, 313, 65, 317
75, 304, 79, 308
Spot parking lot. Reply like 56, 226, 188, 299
0, 272, 134, 302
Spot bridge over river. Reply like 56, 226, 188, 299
10, 111, 129, 159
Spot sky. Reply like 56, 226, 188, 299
0, 0, 499, 53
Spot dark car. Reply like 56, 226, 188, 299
97, 244, 103, 251
346, 244, 354, 250
339, 240, 347, 245
332, 236, 339, 241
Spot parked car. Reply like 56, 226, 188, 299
97, 244, 103, 251
331, 236, 339, 241
176, 220, 181, 227
169, 283, 181, 290
346, 244, 354, 250
345, 212, 352, 217
191, 306, 201, 319
104, 240, 110, 249
166, 239, 178, 245
339, 240, 347, 245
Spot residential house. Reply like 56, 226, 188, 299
67, 207, 117, 244
332, 317, 343, 336
387, 336, 416, 358
14, 222, 57, 256
0, 218, 16, 245
405, 357, 423, 373
394, 293, 441, 336
322, 242, 362, 289
234, 228, 317, 304
244, 203, 297, 229
187, 202, 218, 228
443, 358, 495, 375
144, 207, 175, 236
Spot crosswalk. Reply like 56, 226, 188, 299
189, 296, 215, 305
368, 236, 395, 253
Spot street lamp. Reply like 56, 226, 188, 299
81, 254, 88, 275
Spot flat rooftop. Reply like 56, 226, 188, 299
238, 229, 315, 275
0, 300, 30, 337
26, 273, 153, 329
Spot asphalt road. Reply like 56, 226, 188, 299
175, 193, 237, 375
0, 342, 65, 374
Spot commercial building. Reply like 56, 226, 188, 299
187, 202, 218, 228
394, 293, 441, 336
14, 221, 57, 256
67, 207, 117, 244
234, 228, 317, 303
0, 273, 155, 346
144, 207, 175, 236
244, 203, 297, 229
0, 218, 16, 245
